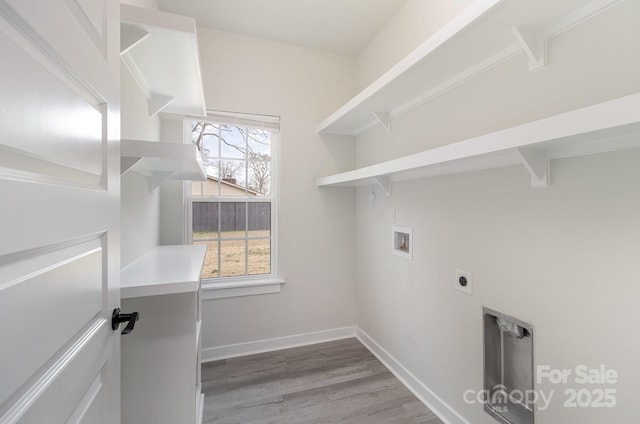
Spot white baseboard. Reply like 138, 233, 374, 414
355, 328, 470, 424
201, 326, 357, 362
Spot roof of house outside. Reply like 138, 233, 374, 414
205, 175, 260, 196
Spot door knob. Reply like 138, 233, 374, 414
111, 308, 139, 335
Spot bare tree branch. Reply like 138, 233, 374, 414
192, 121, 272, 195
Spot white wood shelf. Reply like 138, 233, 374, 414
317, 93, 640, 190
120, 4, 206, 117
121, 139, 206, 190
317, 0, 623, 135
120, 244, 207, 299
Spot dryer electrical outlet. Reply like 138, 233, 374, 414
455, 269, 472, 295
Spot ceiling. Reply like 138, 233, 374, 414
157, 0, 408, 55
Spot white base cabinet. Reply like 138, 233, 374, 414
120, 245, 206, 424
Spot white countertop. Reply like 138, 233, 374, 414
121, 245, 207, 299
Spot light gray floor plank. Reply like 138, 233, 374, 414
202, 338, 444, 424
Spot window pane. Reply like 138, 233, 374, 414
192, 115, 277, 281
215, 160, 246, 195
220, 240, 246, 277
204, 160, 221, 187
192, 202, 219, 240
201, 133, 220, 160
193, 121, 220, 164
247, 128, 271, 157
201, 175, 220, 196
248, 160, 271, 196
248, 202, 270, 237
248, 239, 270, 276
219, 202, 246, 238
196, 241, 218, 279
219, 125, 246, 159
192, 121, 218, 146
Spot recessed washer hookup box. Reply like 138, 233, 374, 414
483, 307, 534, 424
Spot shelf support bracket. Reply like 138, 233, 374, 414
120, 156, 142, 176
120, 24, 150, 55
512, 25, 547, 72
148, 94, 175, 117
373, 112, 391, 133
374, 176, 392, 196
516, 147, 550, 188
148, 171, 174, 192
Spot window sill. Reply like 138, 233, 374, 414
201, 277, 285, 300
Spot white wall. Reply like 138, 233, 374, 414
197, 27, 359, 347
353, 2, 640, 423
159, 118, 188, 246
355, 0, 473, 90
356, 150, 640, 423
120, 65, 162, 267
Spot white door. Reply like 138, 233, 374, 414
0, 0, 121, 423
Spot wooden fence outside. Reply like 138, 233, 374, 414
193, 202, 270, 232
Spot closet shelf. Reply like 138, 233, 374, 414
317, 0, 622, 135
120, 245, 207, 299
120, 4, 206, 117
317, 93, 640, 190
121, 139, 206, 191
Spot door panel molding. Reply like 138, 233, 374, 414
0, 14, 106, 186
0, 2, 107, 103
64, 370, 106, 424
0, 320, 108, 424
0, 240, 104, 409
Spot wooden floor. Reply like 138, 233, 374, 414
201, 338, 444, 424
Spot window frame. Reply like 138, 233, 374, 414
185, 112, 283, 297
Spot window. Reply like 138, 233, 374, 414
189, 112, 279, 283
